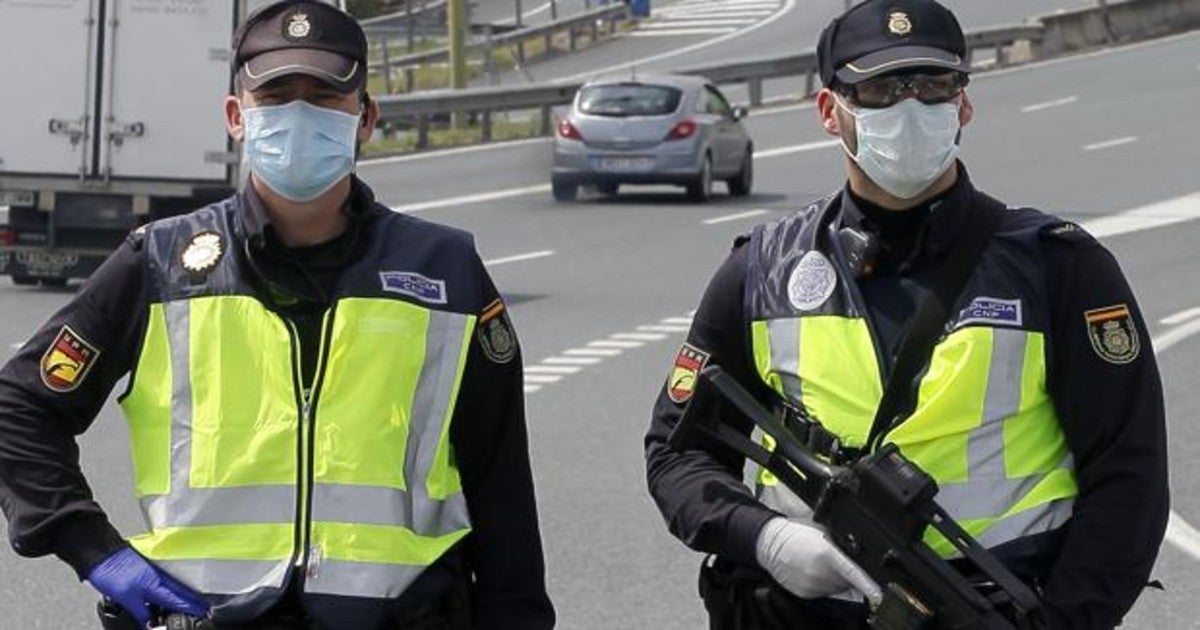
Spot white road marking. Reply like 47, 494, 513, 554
1150, 317, 1200, 560
755, 139, 842, 158
523, 374, 563, 384
639, 324, 690, 333
661, 317, 693, 325
564, 348, 623, 357
612, 332, 668, 341
543, 356, 602, 365
362, 137, 548, 167
1161, 307, 1200, 326
524, 384, 542, 393
1078, 192, 1200, 239
561, 0, 795, 81
703, 209, 770, 225
9, 342, 22, 350
1020, 96, 1078, 113
484, 250, 555, 266
625, 28, 735, 36
590, 340, 645, 349
639, 19, 757, 27
391, 184, 549, 214
657, 10, 773, 18
1083, 136, 1138, 152
526, 365, 582, 375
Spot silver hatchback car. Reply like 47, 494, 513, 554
551, 74, 754, 203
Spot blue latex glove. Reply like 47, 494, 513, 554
86, 547, 209, 628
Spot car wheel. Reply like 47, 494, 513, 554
727, 150, 753, 197
552, 180, 578, 202
686, 155, 713, 203
597, 182, 619, 197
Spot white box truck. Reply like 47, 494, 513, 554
0, 0, 339, 286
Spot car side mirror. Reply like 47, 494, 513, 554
731, 106, 748, 121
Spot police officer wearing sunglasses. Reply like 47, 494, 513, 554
0, 2, 554, 628
645, 0, 1168, 628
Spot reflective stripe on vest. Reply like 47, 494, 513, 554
750, 316, 1077, 557
121, 295, 473, 599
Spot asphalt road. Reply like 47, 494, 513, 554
476, 0, 1091, 89
2, 29, 1199, 630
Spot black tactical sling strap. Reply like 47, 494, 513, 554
864, 191, 1007, 453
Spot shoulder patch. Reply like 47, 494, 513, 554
666, 343, 710, 404
40, 326, 101, 393
1085, 304, 1140, 364
1040, 221, 1097, 246
478, 299, 516, 364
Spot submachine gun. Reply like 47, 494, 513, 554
669, 365, 1047, 630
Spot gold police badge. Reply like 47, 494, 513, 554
1085, 304, 1140, 364
286, 13, 312, 40
181, 231, 224, 276
888, 11, 913, 36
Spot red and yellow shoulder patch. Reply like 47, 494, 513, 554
667, 343, 710, 404
40, 326, 100, 393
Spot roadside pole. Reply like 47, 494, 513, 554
448, 0, 467, 128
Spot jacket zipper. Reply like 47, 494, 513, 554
282, 306, 338, 575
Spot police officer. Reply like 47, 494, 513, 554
0, 2, 555, 628
645, 0, 1168, 628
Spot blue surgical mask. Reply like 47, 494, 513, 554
836, 96, 961, 200
242, 100, 361, 203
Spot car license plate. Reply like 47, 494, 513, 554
0, 190, 35, 207
597, 157, 654, 172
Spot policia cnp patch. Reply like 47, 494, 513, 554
478, 299, 516, 364
1085, 304, 1140, 365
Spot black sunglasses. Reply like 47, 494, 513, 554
839, 72, 969, 109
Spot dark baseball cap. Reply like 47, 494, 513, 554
234, 0, 368, 94
817, 0, 970, 86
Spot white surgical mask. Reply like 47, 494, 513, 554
242, 100, 361, 203
836, 96, 961, 200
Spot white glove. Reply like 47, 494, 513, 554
755, 517, 883, 605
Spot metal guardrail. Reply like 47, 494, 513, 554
374, 22, 1045, 148
368, 3, 630, 87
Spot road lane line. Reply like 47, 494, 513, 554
1083, 136, 1138, 152
1161, 307, 1200, 326
9, 342, 22, 350
523, 374, 563, 384
703, 209, 770, 225
361, 137, 549, 166
755, 139, 842, 158
526, 365, 582, 375
1079, 192, 1200, 239
662, 317, 693, 325
562, 0, 796, 81
565, 348, 623, 357
543, 356, 602, 365
590, 340, 645, 349
625, 28, 736, 36
639, 324, 690, 333
613, 332, 668, 341
485, 250, 555, 266
1151, 318, 1200, 560
639, 19, 757, 27
391, 184, 549, 213
524, 385, 542, 393
1020, 96, 1078, 113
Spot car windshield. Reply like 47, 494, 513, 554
577, 84, 683, 117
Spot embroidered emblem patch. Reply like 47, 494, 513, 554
1085, 304, 1140, 364
787, 250, 837, 312
667, 343, 710, 404
40, 326, 100, 393
478, 299, 516, 364
181, 231, 224, 277
380, 271, 447, 305
957, 297, 1023, 328
285, 12, 312, 40
888, 11, 913, 36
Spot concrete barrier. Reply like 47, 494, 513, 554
1039, 0, 1200, 56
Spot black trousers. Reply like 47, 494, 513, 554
699, 557, 871, 630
